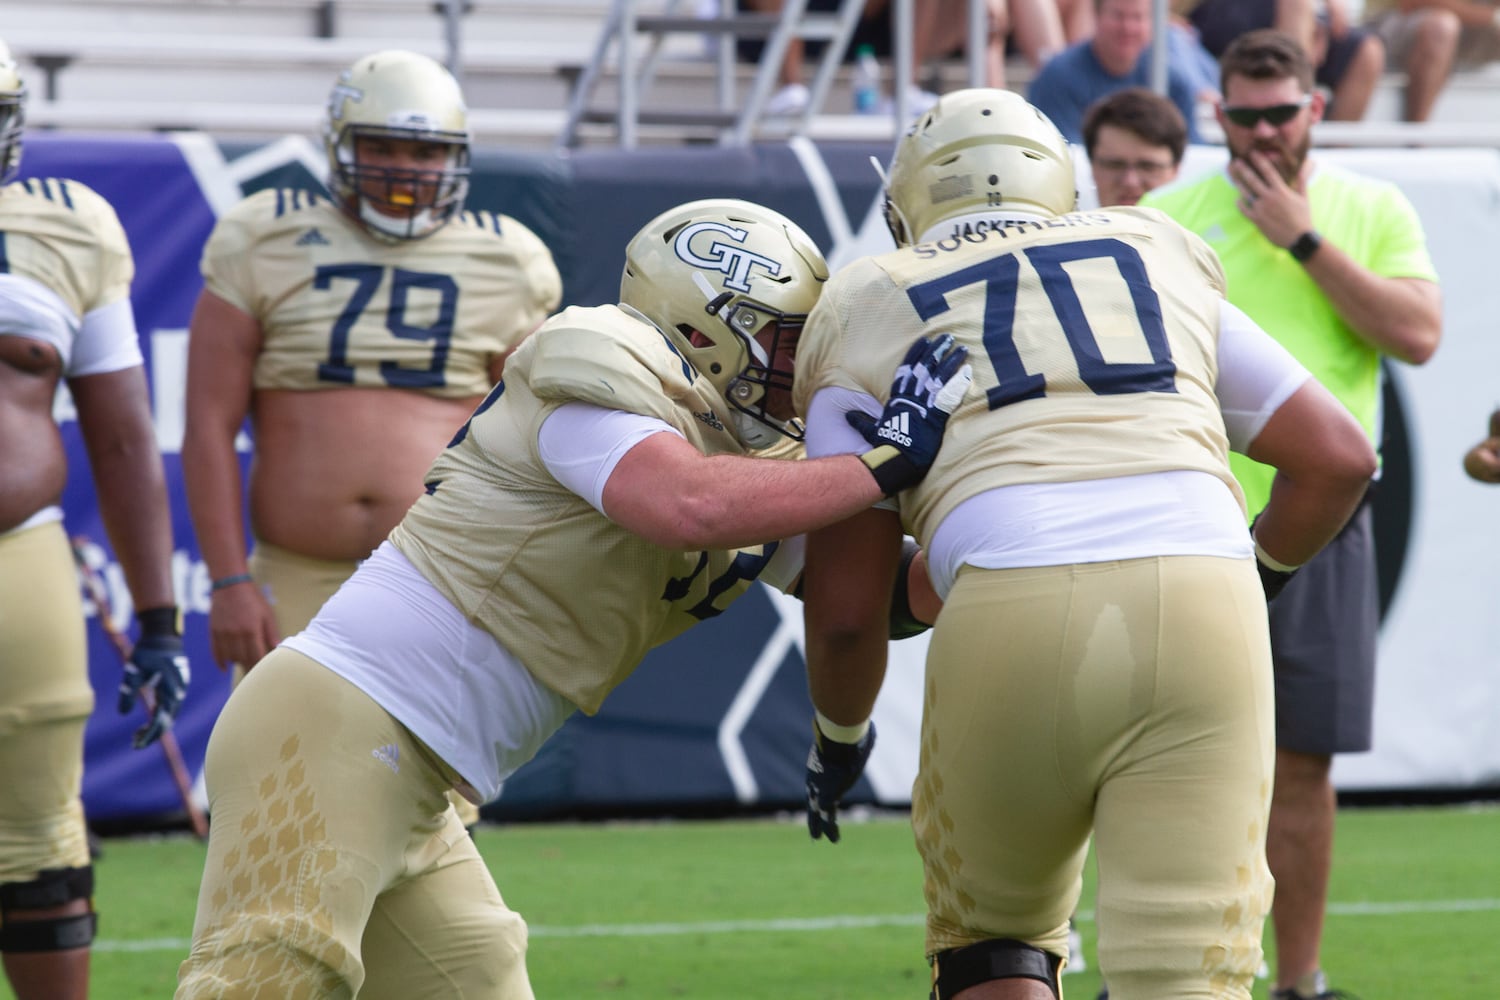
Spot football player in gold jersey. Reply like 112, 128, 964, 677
0, 39, 189, 1000
174, 197, 969, 998
181, 49, 561, 829
792, 89, 1376, 1000
182, 49, 561, 680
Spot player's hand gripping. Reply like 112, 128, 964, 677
120, 606, 191, 749
805, 717, 876, 844
851, 334, 972, 496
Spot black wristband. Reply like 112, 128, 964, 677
888, 538, 930, 640
1256, 559, 1297, 603
1288, 230, 1322, 263
136, 606, 181, 638
859, 445, 920, 497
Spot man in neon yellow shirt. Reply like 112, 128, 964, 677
1144, 28, 1442, 1000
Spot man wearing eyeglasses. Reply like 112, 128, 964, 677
1143, 28, 1442, 1000
1081, 86, 1188, 207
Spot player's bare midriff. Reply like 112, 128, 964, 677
247, 385, 484, 561
0, 336, 69, 533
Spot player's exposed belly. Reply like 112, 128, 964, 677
247, 386, 482, 561
0, 338, 68, 534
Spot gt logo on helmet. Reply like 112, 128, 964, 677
673, 221, 782, 293
327, 82, 362, 123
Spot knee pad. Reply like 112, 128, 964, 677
0, 866, 97, 953
930, 938, 1061, 999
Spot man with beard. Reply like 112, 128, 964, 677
1143, 29, 1443, 1000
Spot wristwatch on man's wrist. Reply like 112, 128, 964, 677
1288, 229, 1323, 263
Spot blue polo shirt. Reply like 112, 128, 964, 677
1026, 29, 1213, 143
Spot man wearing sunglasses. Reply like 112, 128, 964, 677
1143, 29, 1443, 1000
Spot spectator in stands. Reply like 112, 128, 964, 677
742, 0, 1091, 116
1362, 0, 1500, 122
1178, 0, 1385, 120
1462, 406, 1500, 482
927, 0, 1099, 91
1082, 86, 1189, 205
174, 197, 964, 998
180, 50, 561, 833
1028, 0, 1217, 142
0, 37, 189, 1000
1143, 30, 1443, 999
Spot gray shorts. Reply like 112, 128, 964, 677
1268, 501, 1378, 755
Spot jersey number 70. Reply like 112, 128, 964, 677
906, 237, 1178, 409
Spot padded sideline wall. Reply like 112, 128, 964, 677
24, 133, 1500, 823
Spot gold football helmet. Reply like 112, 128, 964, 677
883, 88, 1077, 247
323, 49, 470, 241
620, 199, 829, 448
0, 38, 25, 184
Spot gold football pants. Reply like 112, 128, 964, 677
246, 540, 482, 828
0, 521, 93, 886
915, 557, 1275, 1000
176, 648, 530, 999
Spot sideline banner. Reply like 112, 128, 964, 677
26, 133, 1500, 824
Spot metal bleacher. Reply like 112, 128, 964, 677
6, 0, 1500, 151
5, 0, 937, 150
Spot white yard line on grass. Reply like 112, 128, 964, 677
94, 897, 1500, 952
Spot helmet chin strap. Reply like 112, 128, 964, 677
730, 410, 783, 449
689, 271, 797, 448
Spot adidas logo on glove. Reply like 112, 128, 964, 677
876, 410, 914, 448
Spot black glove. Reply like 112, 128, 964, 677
120, 606, 190, 749
1250, 519, 1299, 604
851, 334, 972, 496
805, 717, 876, 844
1256, 557, 1297, 604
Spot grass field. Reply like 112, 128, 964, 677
73, 803, 1500, 999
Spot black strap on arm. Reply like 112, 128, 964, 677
889, 538, 930, 640
788, 538, 930, 639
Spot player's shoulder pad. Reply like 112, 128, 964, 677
1120, 204, 1226, 293
451, 209, 561, 304
9, 176, 118, 222
8, 177, 129, 250
834, 251, 903, 300
453, 208, 533, 239
221, 186, 331, 225
520, 304, 700, 416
